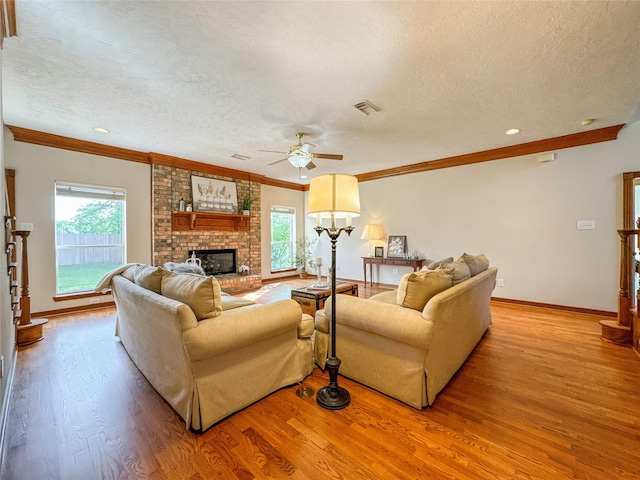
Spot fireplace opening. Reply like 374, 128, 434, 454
188, 249, 237, 276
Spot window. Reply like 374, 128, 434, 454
270, 206, 295, 272
55, 181, 126, 295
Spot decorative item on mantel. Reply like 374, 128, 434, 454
240, 193, 257, 215
191, 175, 238, 213
238, 264, 250, 276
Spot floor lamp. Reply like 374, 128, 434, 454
308, 173, 360, 410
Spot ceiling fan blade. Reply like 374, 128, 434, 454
268, 157, 289, 166
314, 153, 343, 160
259, 149, 287, 154
306, 161, 317, 170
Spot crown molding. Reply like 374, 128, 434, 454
356, 124, 625, 183
149, 152, 253, 180
7, 125, 303, 190
7, 124, 624, 190
7, 126, 151, 164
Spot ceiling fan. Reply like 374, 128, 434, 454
259, 132, 343, 174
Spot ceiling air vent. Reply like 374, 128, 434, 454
231, 154, 251, 161
353, 100, 381, 115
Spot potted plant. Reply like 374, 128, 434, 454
240, 194, 257, 215
295, 237, 316, 278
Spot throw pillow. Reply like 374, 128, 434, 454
163, 261, 206, 276
133, 265, 165, 294
437, 261, 471, 285
458, 253, 489, 277
397, 270, 453, 311
161, 271, 223, 320
426, 257, 454, 270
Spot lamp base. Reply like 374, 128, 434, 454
296, 386, 315, 399
316, 356, 350, 410
316, 385, 350, 410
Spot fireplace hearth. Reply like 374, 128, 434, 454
188, 249, 237, 276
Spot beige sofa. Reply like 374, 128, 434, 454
315, 262, 497, 409
105, 265, 314, 431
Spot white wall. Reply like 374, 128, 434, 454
260, 184, 306, 279
0, 48, 17, 449
4, 131, 152, 313
4, 121, 638, 313
315, 121, 640, 313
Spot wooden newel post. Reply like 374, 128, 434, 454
600, 228, 639, 346
12, 230, 48, 346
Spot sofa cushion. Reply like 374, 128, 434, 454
220, 295, 256, 311
133, 265, 165, 294
424, 257, 454, 270
369, 290, 398, 305
437, 261, 471, 285
120, 265, 136, 282
397, 270, 453, 311
458, 253, 489, 276
161, 271, 223, 320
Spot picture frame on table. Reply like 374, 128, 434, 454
374, 246, 384, 258
387, 235, 407, 258
191, 175, 238, 213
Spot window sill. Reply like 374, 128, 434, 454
53, 290, 111, 302
270, 268, 296, 275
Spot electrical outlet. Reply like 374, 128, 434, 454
89, 298, 100, 304
19, 222, 34, 231
392, 268, 399, 275
497, 279, 505, 287
577, 220, 595, 230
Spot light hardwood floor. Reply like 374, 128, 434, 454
2, 279, 639, 479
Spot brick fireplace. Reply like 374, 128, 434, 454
151, 163, 262, 292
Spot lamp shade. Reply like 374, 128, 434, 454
307, 174, 360, 218
360, 224, 382, 240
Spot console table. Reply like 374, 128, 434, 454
362, 257, 425, 287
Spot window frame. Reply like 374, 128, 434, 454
270, 205, 296, 273
54, 181, 127, 296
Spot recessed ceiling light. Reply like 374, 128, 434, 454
93, 127, 110, 134
581, 119, 595, 126
506, 128, 520, 135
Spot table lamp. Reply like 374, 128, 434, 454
361, 224, 383, 257
308, 173, 360, 410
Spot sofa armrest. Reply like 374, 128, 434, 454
183, 299, 303, 361
327, 295, 433, 349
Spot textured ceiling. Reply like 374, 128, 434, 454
3, 1, 639, 184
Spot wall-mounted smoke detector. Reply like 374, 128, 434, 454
231, 154, 251, 161
353, 100, 381, 115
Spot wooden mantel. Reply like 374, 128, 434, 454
171, 212, 250, 232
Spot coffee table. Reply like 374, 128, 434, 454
290, 282, 359, 316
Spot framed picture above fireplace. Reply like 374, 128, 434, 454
191, 176, 238, 213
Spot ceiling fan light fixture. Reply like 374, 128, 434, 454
289, 154, 311, 168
